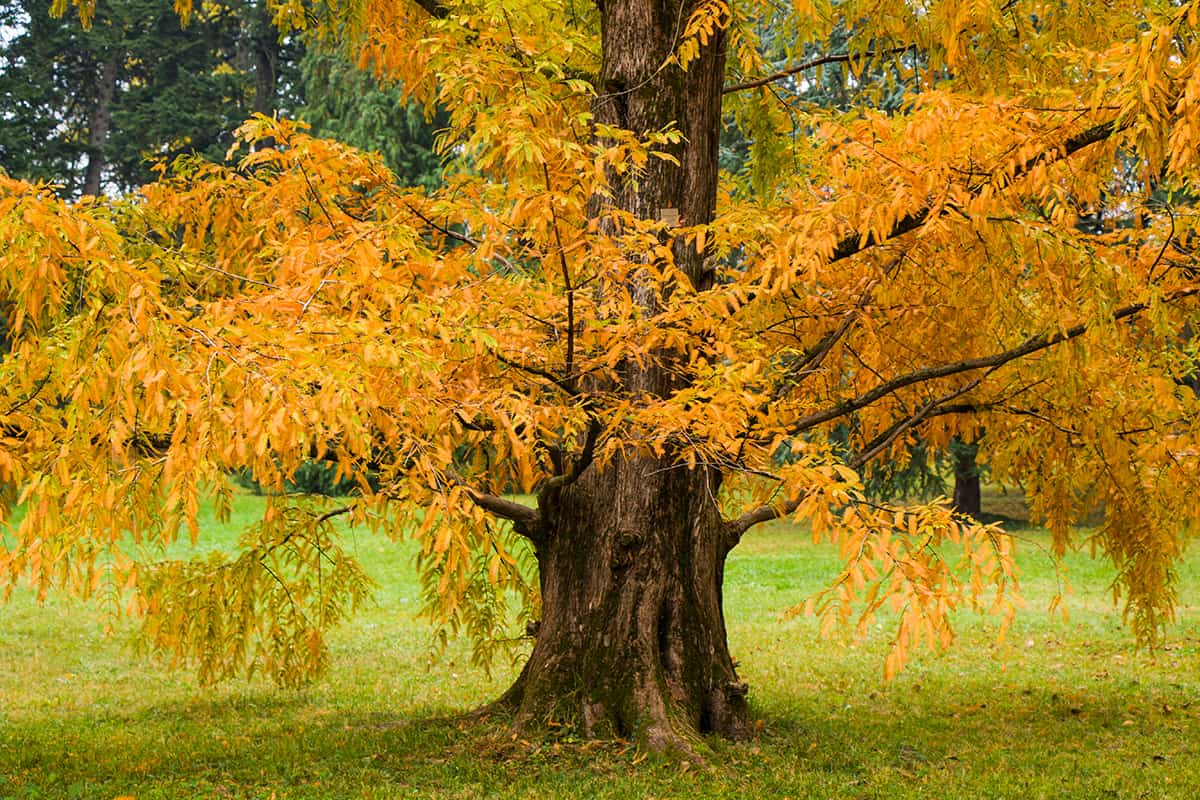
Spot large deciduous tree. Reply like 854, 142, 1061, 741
3, 0, 1200, 751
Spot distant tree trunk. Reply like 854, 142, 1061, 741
952, 441, 981, 517
82, 59, 118, 197
251, 30, 279, 117
491, 0, 746, 750
248, 5, 280, 150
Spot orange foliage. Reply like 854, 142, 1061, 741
3, 0, 1200, 683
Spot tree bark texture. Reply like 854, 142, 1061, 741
82, 59, 118, 197
591, 0, 726, 292
251, 29, 279, 117
494, 0, 747, 749
499, 455, 748, 748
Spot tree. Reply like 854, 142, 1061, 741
950, 439, 982, 517
0, 0, 301, 196
298, 49, 446, 191
3, 0, 1200, 752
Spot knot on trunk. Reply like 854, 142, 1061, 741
725, 680, 749, 698
610, 528, 642, 570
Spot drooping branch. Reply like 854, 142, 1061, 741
788, 288, 1198, 435
722, 47, 915, 95
825, 119, 1120, 265
91, 415, 548, 539
725, 287, 1200, 543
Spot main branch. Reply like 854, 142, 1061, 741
789, 289, 1196, 434
725, 287, 1200, 542
826, 119, 1119, 264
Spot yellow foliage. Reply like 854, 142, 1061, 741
9, 0, 1200, 687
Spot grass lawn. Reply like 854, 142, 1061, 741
2, 489, 1198, 798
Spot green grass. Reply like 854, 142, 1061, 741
2, 489, 1199, 799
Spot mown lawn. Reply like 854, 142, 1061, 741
2, 490, 1198, 799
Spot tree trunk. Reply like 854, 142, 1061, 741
82, 59, 118, 197
952, 441, 982, 517
246, 4, 280, 150
492, 0, 744, 750
497, 455, 748, 749
251, 26, 279, 117
590, 0, 726, 291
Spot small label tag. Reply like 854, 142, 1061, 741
658, 207, 679, 226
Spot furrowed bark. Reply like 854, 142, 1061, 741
496, 454, 748, 749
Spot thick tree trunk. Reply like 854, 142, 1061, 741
497, 455, 748, 749
492, 0, 743, 749
244, 4, 280, 149
590, 0, 726, 290
82, 59, 118, 197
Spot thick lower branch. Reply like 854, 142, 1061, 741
725, 498, 800, 545
463, 487, 542, 539
410, 0, 449, 18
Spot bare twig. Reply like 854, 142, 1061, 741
722, 47, 915, 95
402, 201, 518, 272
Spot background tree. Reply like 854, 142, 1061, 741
0, 0, 440, 195
0, 0, 303, 195
299, 50, 446, 191
3, 0, 1200, 754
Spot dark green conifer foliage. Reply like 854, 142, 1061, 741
0, 0, 302, 195
299, 50, 446, 190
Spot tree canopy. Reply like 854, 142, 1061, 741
3, 0, 1200, 749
